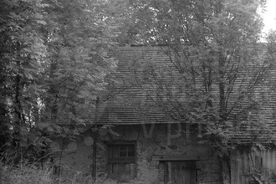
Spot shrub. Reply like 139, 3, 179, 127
0, 163, 53, 184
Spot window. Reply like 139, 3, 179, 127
108, 143, 136, 181
163, 161, 197, 184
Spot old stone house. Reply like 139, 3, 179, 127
52, 46, 276, 184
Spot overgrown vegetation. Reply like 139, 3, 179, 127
112, 0, 276, 183
0, 0, 121, 163
0, 0, 276, 183
0, 162, 131, 184
1, 163, 53, 184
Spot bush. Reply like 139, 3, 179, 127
0, 163, 53, 184
0, 162, 99, 184
0, 162, 124, 184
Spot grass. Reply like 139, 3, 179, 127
0, 162, 118, 184
0, 162, 53, 184
0, 162, 93, 184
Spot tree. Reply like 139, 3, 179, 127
117, 0, 273, 183
0, 0, 121, 165
0, 0, 49, 163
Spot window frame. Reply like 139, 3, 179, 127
106, 141, 137, 181
162, 160, 198, 184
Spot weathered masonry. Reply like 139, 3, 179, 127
53, 122, 276, 184
55, 123, 221, 184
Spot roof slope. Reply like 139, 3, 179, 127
97, 46, 276, 142
98, 46, 177, 124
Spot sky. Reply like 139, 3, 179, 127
261, 0, 276, 34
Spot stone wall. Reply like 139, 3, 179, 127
54, 124, 222, 184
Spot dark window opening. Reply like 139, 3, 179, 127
108, 143, 136, 181
163, 161, 197, 184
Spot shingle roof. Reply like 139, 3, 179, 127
97, 45, 276, 142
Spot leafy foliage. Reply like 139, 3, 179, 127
117, 0, 274, 182
0, 0, 275, 182
123, 0, 272, 142
0, 0, 120, 164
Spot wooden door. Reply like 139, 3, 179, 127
168, 161, 197, 184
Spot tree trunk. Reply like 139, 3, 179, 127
14, 58, 25, 167
218, 51, 227, 122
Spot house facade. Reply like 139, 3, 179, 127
52, 46, 276, 184
54, 123, 221, 184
